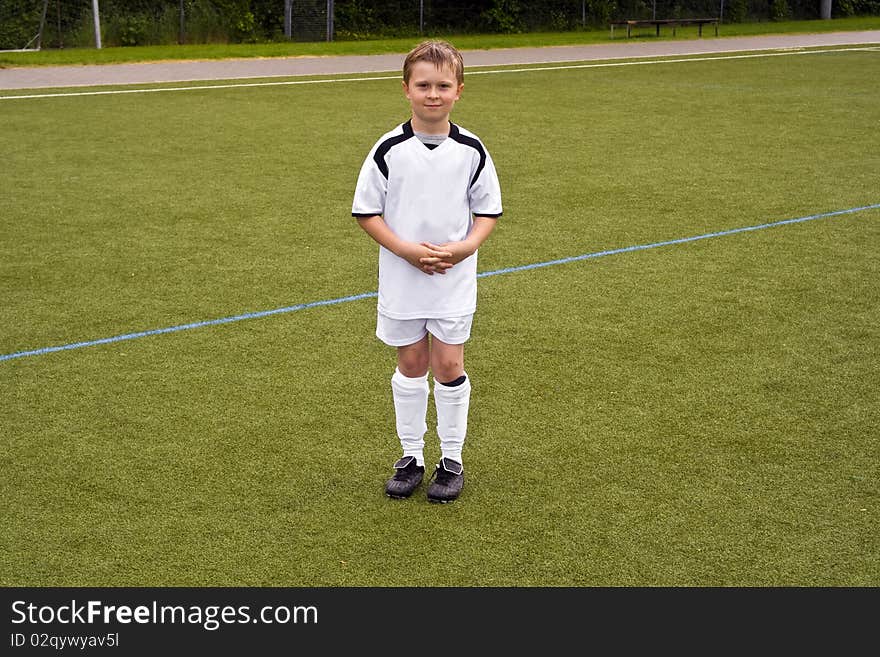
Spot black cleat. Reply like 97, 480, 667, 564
426, 458, 464, 503
385, 456, 425, 499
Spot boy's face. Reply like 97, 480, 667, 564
402, 61, 463, 132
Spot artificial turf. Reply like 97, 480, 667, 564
1, 44, 878, 586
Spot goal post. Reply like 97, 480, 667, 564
288, 0, 331, 42
91, 0, 101, 49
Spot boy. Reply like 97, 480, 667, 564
351, 40, 502, 503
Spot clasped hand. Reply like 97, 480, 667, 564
406, 241, 472, 275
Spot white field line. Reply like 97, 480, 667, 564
0, 45, 877, 101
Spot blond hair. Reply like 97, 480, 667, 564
402, 40, 464, 84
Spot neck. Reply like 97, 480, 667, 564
411, 116, 450, 135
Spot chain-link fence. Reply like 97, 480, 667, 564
2, 0, 878, 50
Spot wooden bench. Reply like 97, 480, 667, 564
610, 18, 719, 39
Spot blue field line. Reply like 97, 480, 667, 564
2, 203, 878, 363
476, 203, 880, 279
0, 292, 377, 362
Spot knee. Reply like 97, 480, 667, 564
397, 350, 429, 378
431, 354, 463, 383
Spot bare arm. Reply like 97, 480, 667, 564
356, 215, 453, 276
422, 216, 498, 266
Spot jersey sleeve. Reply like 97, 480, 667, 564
351, 141, 387, 218
469, 146, 502, 218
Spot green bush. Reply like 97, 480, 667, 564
211, 0, 257, 42
771, 0, 792, 20
0, 0, 44, 49
481, 0, 524, 33
335, 0, 379, 35
836, 0, 880, 15
181, 1, 214, 42
588, 0, 617, 27
119, 15, 151, 46
725, 0, 750, 22
7, 0, 880, 48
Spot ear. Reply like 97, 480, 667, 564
455, 83, 464, 100
402, 80, 411, 99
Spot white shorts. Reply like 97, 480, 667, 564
376, 313, 473, 347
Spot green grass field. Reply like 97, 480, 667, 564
2, 43, 878, 586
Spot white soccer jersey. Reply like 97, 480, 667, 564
352, 120, 503, 320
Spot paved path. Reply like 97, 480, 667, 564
2, 30, 879, 90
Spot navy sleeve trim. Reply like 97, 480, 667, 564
353, 212, 381, 218
474, 212, 502, 218
448, 122, 486, 188
373, 120, 414, 180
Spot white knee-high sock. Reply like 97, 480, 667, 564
391, 368, 429, 467
433, 373, 471, 465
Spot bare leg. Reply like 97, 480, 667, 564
429, 337, 464, 383
397, 334, 430, 377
